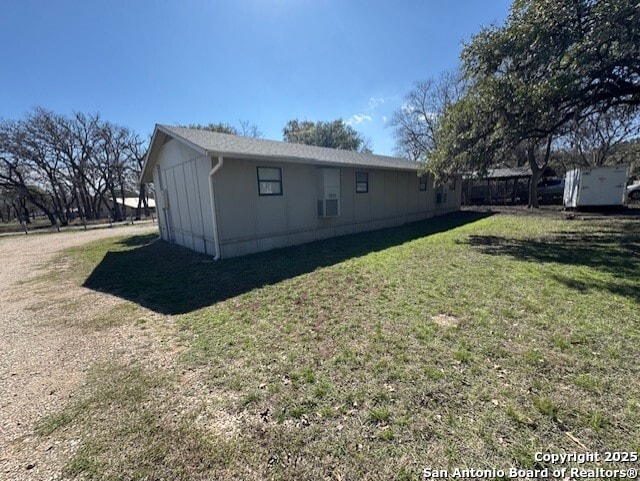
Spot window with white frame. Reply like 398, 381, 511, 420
257, 167, 283, 196
355, 171, 369, 193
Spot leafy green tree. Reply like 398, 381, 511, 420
283, 119, 372, 152
430, 0, 640, 206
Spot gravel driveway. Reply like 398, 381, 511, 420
0, 224, 172, 480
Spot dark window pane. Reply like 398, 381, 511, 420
257, 167, 281, 181
356, 172, 368, 182
355, 172, 368, 193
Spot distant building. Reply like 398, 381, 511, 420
107, 197, 156, 218
463, 167, 532, 205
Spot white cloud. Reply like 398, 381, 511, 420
400, 101, 414, 113
382, 115, 388, 123
400, 102, 437, 121
368, 97, 385, 109
346, 114, 372, 125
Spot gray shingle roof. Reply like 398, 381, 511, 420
158, 124, 418, 171
487, 167, 532, 179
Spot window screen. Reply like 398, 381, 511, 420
257, 167, 283, 196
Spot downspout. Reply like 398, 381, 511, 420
208, 155, 224, 260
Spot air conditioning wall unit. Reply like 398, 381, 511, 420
317, 168, 340, 217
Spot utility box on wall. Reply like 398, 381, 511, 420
317, 168, 341, 217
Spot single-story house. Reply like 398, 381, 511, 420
140, 125, 461, 259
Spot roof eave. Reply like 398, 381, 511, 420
202, 150, 418, 172
140, 125, 210, 184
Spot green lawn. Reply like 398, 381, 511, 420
39, 211, 640, 480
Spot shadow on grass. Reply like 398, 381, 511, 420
463, 220, 640, 302
83, 211, 491, 314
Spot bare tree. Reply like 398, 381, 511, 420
128, 134, 151, 220
563, 108, 640, 167
61, 112, 103, 219
95, 122, 141, 221
0, 108, 145, 226
0, 111, 71, 224
238, 120, 263, 138
390, 71, 465, 161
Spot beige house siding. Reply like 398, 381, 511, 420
147, 132, 461, 260
152, 139, 216, 255
213, 157, 460, 258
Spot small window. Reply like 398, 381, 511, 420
449, 180, 456, 191
355, 171, 369, 193
419, 175, 428, 191
257, 167, 282, 196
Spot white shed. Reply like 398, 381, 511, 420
563, 165, 629, 208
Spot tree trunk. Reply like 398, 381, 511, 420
527, 136, 553, 208
11, 202, 19, 223
91, 192, 103, 219
20, 198, 30, 224
72, 186, 84, 220
79, 185, 92, 219
109, 187, 122, 221
528, 145, 540, 208
18, 185, 57, 227
135, 184, 144, 220
120, 182, 127, 219
44, 211, 56, 225
135, 183, 151, 220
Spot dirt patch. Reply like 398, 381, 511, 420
431, 313, 461, 328
0, 224, 181, 480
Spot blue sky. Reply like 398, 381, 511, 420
0, 0, 511, 156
